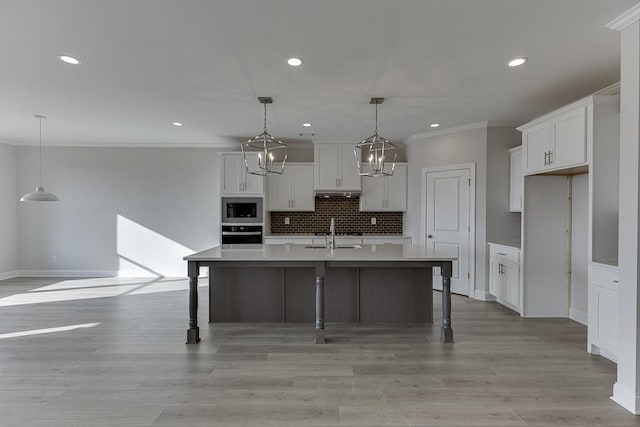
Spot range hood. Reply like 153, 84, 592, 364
314, 191, 361, 199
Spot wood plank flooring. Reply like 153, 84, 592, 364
0, 276, 637, 426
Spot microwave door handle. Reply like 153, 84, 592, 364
221, 231, 262, 236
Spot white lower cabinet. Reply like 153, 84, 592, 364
588, 263, 618, 362
488, 243, 521, 313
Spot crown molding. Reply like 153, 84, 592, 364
403, 121, 489, 146
607, 3, 640, 31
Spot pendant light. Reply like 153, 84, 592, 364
353, 98, 398, 177
20, 115, 59, 202
241, 97, 288, 176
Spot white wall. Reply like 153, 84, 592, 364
486, 127, 521, 244
16, 146, 224, 277
571, 173, 589, 324
406, 127, 488, 296
0, 143, 18, 278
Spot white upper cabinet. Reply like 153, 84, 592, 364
314, 143, 361, 191
267, 163, 314, 211
522, 122, 551, 174
509, 146, 523, 212
520, 103, 588, 176
360, 163, 407, 211
220, 153, 264, 195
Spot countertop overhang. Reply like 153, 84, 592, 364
184, 243, 455, 262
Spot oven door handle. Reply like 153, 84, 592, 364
221, 231, 263, 236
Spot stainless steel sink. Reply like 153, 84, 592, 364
304, 245, 362, 250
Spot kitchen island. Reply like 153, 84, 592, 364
184, 244, 455, 344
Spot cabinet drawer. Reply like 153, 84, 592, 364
589, 263, 618, 291
489, 244, 520, 264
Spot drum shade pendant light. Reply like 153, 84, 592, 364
354, 98, 398, 177
20, 115, 59, 202
242, 97, 288, 176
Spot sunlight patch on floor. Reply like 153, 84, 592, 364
0, 322, 100, 339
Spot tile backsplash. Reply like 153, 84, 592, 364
270, 198, 403, 234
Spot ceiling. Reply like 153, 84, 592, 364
0, 0, 636, 147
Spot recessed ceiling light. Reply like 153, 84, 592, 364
172, 122, 183, 127
430, 123, 440, 128
59, 55, 80, 65
287, 57, 303, 67
507, 57, 527, 67
303, 123, 312, 127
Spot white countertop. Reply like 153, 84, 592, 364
184, 243, 454, 262
488, 241, 521, 249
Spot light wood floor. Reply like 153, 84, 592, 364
0, 276, 638, 426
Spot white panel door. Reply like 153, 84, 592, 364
426, 168, 471, 295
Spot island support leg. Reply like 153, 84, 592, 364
315, 262, 325, 344
440, 261, 454, 343
186, 261, 200, 344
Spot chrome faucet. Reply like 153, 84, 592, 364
327, 218, 336, 250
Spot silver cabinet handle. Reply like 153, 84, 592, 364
497, 252, 506, 256
544, 152, 548, 166
548, 150, 553, 164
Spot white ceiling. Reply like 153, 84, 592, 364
0, 0, 636, 147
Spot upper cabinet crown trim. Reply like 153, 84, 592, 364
606, 3, 640, 31
517, 83, 620, 132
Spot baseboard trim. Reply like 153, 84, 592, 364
569, 307, 588, 326
473, 290, 496, 301
0, 270, 18, 281
17, 269, 119, 278
612, 382, 640, 415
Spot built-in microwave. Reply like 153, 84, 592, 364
222, 197, 263, 224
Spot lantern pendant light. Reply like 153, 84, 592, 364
242, 97, 288, 176
20, 115, 59, 202
353, 98, 398, 177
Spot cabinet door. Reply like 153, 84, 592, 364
242, 154, 264, 194
522, 122, 551, 175
551, 105, 587, 169
509, 148, 523, 212
291, 165, 315, 211
489, 256, 502, 298
266, 169, 292, 211
503, 260, 520, 310
385, 164, 408, 211
221, 155, 242, 193
338, 144, 361, 189
315, 145, 340, 189
588, 284, 618, 360
359, 175, 385, 211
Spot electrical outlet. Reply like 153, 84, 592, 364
284, 217, 290, 225
51, 255, 57, 263
371, 217, 376, 225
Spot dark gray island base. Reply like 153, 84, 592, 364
184, 244, 454, 344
